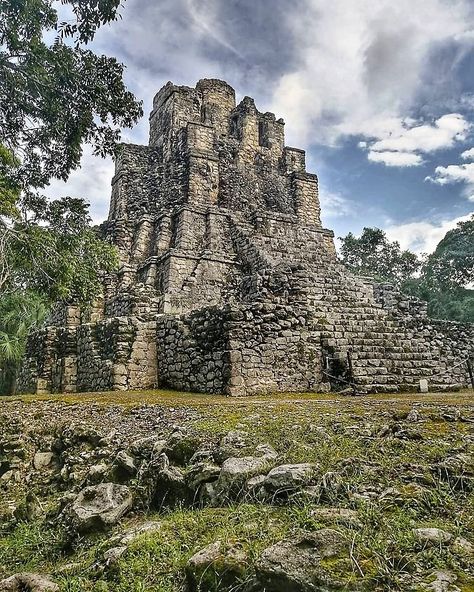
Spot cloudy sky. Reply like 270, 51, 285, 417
47, 0, 474, 253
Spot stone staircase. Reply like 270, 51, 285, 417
229, 218, 469, 392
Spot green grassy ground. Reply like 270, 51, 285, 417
0, 389, 473, 591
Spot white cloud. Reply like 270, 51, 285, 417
370, 114, 470, 153
425, 144, 474, 202
361, 113, 471, 167
270, 0, 474, 149
45, 146, 114, 224
428, 162, 474, 186
461, 147, 474, 160
385, 213, 473, 254
367, 150, 423, 167
319, 188, 352, 220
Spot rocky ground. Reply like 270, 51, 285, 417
0, 389, 473, 591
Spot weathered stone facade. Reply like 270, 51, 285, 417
18, 79, 474, 396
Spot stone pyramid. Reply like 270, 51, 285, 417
18, 79, 474, 396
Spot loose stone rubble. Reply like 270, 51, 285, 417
0, 573, 59, 592
0, 395, 473, 590
186, 541, 248, 591
16, 78, 473, 396
64, 482, 133, 534
255, 529, 357, 591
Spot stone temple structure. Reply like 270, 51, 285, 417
18, 79, 474, 396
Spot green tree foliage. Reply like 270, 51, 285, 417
1, 196, 118, 302
420, 215, 474, 322
0, 0, 142, 300
339, 227, 421, 289
0, 196, 118, 394
0, 0, 143, 192
0, 0, 141, 393
339, 219, 474, 323
423, 215, 474, 291
0, 145, 20, 217
0, 292, 47, 393
425, 289, 474, 324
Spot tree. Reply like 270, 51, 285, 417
0, 0, 141, 393
0, 145, 20, 217
0, 0, 138, 300
0, 195, 118, 394
0, 292, 47, 393
1, 196, 118, 302
339, 220, 474, 324
419, 215, 474, 323
422, 214, 474, 292
0, 0, 143, 194
339, 227, 421, 288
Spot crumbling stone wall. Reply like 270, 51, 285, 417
17, 78, 474, 396
17, 327, 57, 394
75, 318, 157, 392
156, 308, 230, 394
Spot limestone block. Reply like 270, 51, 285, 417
419, 379, 429, 393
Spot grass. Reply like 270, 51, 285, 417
2, 388, 473, 407
0, 388, 473, 590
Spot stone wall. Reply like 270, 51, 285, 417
156, 308, 230, 394
75, 318, 158, 393
17, 327, 57, 394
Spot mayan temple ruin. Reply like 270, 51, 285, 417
17, 79, 474, 396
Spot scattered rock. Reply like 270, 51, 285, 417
131, 436, 166, 458
111, 450, 137, 482
166, 428, 201, 465
256, 529, 354, 591
406, 408, 421, 422
59, 424, 102, 449
452, 536, 474, 556
423, 570, 460, 592
377, 424, 392, 438
262, 463, 319, 497
414, 528, 453, 545
442, 409, 461, 422
186, 541, 247, 591
186, 461, 221, 491
67, 482, 133, 534
188, 449, 215, 465
0, 573, 59, 592
310, 507, 362, 528
216, 455, 271, 499
0, 469, 15, 484
150, 453, 189, 507
245, 474, 267, 496
255, 443, 278, 460
87, 463, 108, 484
215, 430, 248, 462
103, 545, 127, 568
32, 452, 55, 471
395, 427, 423, 441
